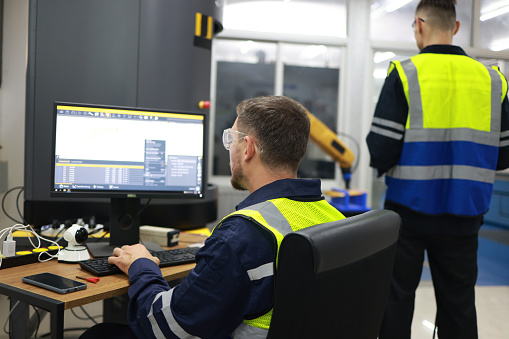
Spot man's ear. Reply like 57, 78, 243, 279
244, 136, 256, 161
453, 20, 460, 36
416, 16, 424, 33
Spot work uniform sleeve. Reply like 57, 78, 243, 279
366, 63, 409, 176
126, 218, 275, 339
497, 93, 509, 170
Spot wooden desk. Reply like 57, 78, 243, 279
0, 233, 206, 339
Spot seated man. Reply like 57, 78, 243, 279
83, 96, 345, 339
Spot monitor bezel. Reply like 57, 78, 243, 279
50, 101, 208, 200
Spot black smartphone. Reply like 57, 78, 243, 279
22, 272, 87, 294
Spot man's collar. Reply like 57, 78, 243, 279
236, 178, 322, 210
420, 44, 467, 56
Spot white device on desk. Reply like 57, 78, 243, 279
58, 224, 90, 263
140, 225, 180, 247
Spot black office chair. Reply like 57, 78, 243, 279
266, 209, 401, 339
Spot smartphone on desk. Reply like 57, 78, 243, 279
22, 272, 87, 294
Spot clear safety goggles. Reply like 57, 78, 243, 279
222, 128, 248, 150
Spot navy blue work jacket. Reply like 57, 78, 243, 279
126, 178, 324, 338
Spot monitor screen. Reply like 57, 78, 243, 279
50, 102, 208, 255
51, 102, 206, 199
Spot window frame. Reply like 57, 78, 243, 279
208, 32, 348, 188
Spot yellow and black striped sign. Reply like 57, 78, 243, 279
194, 12, 213, 49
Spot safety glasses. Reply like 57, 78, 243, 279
222, 128, 248, 150
412, 17, 425, 30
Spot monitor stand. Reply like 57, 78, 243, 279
86, 198, 141, 257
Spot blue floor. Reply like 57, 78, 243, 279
477, 235, 509, 285
421, 225, 509, 286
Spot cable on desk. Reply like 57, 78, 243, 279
53, 225, 66, 239
0, 224, 63, 268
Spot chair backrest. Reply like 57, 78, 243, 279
266, 209, 401, 339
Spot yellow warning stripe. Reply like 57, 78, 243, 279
195, 13, 202, 37
207, 16, 213, 39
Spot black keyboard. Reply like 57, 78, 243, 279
79, 247, 200, 276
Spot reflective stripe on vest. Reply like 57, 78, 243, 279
386, 55, 506, 216
231, 322, 268, 339
215, 197, 344, 338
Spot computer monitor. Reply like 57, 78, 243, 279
50, 102, 208, 256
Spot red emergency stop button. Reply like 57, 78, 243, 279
198, 101, 210, 109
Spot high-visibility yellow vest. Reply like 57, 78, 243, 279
214, 197, 345, 338
386, 53, 507, 216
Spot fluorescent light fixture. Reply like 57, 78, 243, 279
373, 68, 388, 79
224, 1, 346, 37
480, 4, 509, 21
490, 37, 509, 52
374, 52, 396, 63
385, 0, 416, 13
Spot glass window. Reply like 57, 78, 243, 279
212, 40, 342, 180
370, 0, 472, 47
372, 50, 413, 104
223, 0, 347, 38
479, 0, 509, 51
281, 44, 342, 179
213, 40, 277, 176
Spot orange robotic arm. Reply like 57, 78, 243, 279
306, 110, 355, 188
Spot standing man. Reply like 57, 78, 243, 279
105, 96, 345, 338
367, 0, 509, 338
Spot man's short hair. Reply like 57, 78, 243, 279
416, 0, 457, 32
236, 96, 310, 174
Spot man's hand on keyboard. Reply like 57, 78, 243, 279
108, 244, 161, 275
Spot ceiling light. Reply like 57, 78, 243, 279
490, 37, 509, 52
385, 0, 416, 13
480, 5, 509, 21
373, 69, 388, 79
374, 52, 396, 63
223, 2, 346, 37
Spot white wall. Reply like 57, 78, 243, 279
0, 0, 28, 230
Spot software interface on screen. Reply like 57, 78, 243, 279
52, 104, 205, 198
